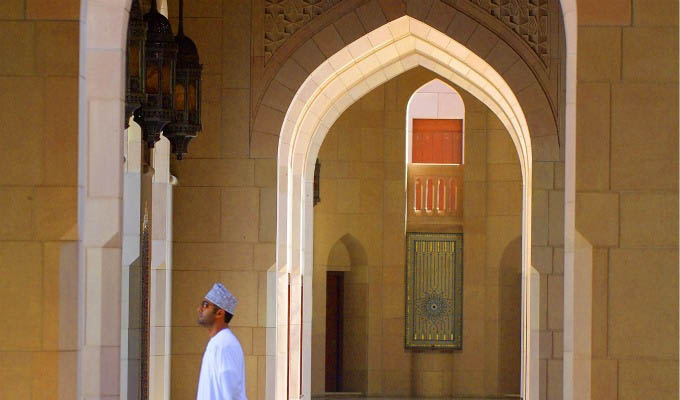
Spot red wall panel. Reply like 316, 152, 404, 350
412, 119, 463, 164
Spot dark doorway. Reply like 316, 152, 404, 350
325, 271, 344, 392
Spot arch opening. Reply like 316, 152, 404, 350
275, 15, 542, 400
311, 233, 370, 395
405, 79, 466, 222
406, 78, 466, 165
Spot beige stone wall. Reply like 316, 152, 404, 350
167, 1, 269, 399
0, 1, 80, 398
0, 0, 674, 399
576, 1, 679, 399
531, 160, 565, 399
311, 67, 523, 397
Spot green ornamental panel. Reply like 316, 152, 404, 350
405, 232, 463, 350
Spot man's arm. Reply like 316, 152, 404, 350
216, 346, 246, 400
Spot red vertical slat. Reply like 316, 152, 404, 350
432, 131, 443, 163
423, 132, 433, 163
450, 177, 458, 213
437, 178, 446, 212
442, 131, 453, 164
452, 131, 462, 164
426, 178, 434, 210
413, 131, 422, 163
415, 178, 422, 211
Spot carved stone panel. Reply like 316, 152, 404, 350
264, 0, 343, 61
461, 0, 550, 65
263, 0, 554, 66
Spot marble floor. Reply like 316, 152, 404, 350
313, 396, 521, 400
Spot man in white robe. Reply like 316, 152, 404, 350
196, 283, 247, 400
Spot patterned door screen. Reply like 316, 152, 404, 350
405, 232, 463, 349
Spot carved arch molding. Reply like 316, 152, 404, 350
265, 0, 552, 66
254, 0, 564, 151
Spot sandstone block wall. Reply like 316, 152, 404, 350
0, 1, 676, 400
0, 1, 80, 398
576, 1, 678, 399
168, 1, 268, 399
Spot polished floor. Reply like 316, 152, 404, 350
314, 396, 521, 400
312, 393, 522, 400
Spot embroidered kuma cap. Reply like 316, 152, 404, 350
205, 283, 238, 314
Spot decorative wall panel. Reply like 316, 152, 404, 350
264, 0, 342, 60
263, 0, 553, 66
461, 0, 550, 65
405, 232, 463, 349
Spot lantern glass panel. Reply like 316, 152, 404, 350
188, 82, 197, 112
174, 81, 186, 111
162, 63, 172, 94
146, 62, 159, 94
129, 45, 140, 77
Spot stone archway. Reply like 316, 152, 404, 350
275, 16, 539, 400
75, 0, 579, 399
311, 233, 370, 394
262, 1, 582, 396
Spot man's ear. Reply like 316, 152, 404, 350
216, 308, 225, 321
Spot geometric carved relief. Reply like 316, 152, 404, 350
461, 0, 550, 65
264, 0, 342, 61
405, 232, 463, 350
264, 0, 552, 66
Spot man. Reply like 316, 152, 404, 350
196, 283, 247, 400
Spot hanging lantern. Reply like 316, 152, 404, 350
124, 0, 145, 129
164, 0, 202, 160
134, 0, 177, 148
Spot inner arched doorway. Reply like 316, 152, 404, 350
274, 16, 540, 400
309, 69, 525, 397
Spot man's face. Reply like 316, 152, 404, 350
197, 300, 219, 326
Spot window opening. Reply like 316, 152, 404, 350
406, 79, 465, 221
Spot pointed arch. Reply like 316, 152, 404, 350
275, 15, 537, 399
329, 233, 369, 268
405, 78, 466, 164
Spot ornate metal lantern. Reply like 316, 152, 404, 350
133, 0, 177, 148
125, 0, 145, 128
164, 0, 202, 160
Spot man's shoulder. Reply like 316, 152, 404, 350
209, 329, 245, 369
213, 329, 244, 351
